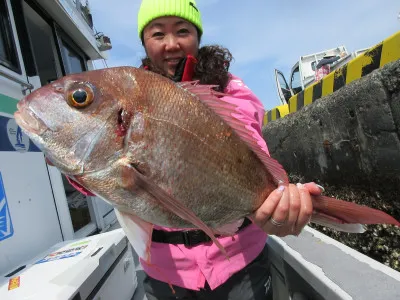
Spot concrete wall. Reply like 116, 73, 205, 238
262, 59, 400, 191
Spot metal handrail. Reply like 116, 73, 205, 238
0, 68, 34, 90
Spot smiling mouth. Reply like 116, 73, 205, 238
165, 58, 182, 64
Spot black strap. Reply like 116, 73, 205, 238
151, 218, 252, 247
171, 57, 187, 82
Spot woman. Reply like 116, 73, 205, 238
134, 0, 322, 299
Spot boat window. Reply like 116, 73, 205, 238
311, 61, 317, 71
275, 69, 292, 102
0, 0, 20, 72
22, 1, 62, 86
290, 66, 303, 95
60, 41, 86, 74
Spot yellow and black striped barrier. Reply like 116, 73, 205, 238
264, 30, 400, 125
263, 104, 289, 125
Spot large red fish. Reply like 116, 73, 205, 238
14, 67, 400, 259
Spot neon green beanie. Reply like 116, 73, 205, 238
137, 0, 203, 39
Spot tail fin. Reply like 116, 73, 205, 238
311, 211, 367, 233
310, 195, 400, 233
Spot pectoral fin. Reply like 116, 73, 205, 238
122, 163, 227, 256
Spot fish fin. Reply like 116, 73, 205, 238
66, 176, 96, 196
123, 163, 228, 256
311, 195, 400, 229
178, 82, 288, 185
114, 208, 153, 263
311, 211, 366, 233
214, 218, 246, 235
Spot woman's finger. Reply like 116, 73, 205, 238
304, 182, 324, 195
293, 183, 314, 235
263, 221, 291, 237
251, 185, 286, 228
286, 184, 301, 232
268, 184, 290, 227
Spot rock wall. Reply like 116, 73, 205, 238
262, 60, 400, 191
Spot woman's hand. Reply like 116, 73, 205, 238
251, 182, 323, 237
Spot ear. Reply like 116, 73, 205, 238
140, 31, 145, 46
195, 28, 201, 44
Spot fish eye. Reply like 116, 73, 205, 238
67, 84, 94, 108
72, 89, 87, 103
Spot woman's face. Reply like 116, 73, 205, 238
142, 16, 199, 76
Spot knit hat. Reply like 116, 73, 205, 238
137, 0, 203, 39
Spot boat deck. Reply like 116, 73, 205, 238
106, 221, 400, 300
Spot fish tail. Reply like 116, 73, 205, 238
310, 195, 400, 233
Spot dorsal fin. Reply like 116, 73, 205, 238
178, 81, 289, 185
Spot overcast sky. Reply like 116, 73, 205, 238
89, 0, 400, 110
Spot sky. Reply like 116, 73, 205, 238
88, 0, 400, 111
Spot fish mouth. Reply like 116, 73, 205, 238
14, 104, 47, 136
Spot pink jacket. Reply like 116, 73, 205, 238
140, 74, 269, 291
